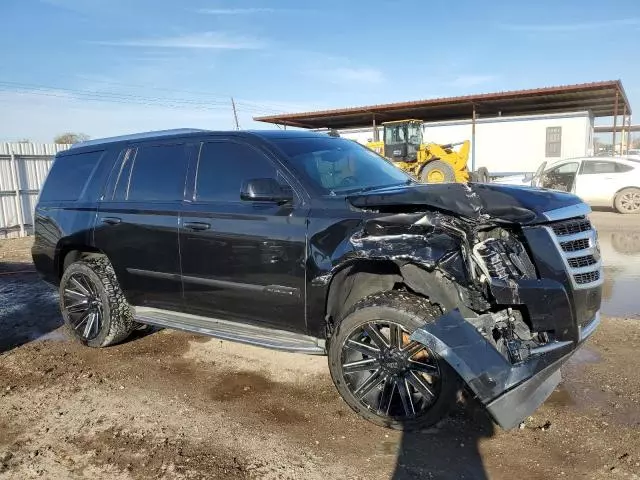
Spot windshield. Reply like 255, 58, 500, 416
271, 137, 412, 195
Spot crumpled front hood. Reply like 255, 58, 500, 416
347, 182, 584, 225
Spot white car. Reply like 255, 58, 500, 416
493, 156, 640, 214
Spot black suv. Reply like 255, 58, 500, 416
33, 128, 602, 430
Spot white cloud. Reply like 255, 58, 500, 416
451, 74, 497, 89
309, 66, 385, 85
500, 18, 640, 33
92, 32, 266, 50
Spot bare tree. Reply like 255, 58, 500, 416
631, 136, 640, 150
54, 132, 90, 144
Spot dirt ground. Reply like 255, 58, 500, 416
1, 213, 639, 479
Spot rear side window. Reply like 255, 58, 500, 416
616, 163, 634, 173
39, 150, 104, 202
195, 142, 280, 202
581, 161, 617, 175
113, 144, 189, 202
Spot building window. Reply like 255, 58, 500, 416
546, 126, 562, 157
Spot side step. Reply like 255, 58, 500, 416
134, 307, 326, 355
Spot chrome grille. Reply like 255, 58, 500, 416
546, 216, 603, 289
568, 255, 598, 268
574, 271, 600, 284
552, 219, 591, 236
560, 238, 591, 252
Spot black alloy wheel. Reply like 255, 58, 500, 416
340, 320, 441, 419
61, 271, 105, 340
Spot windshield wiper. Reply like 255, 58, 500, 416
334, 180, 413, 195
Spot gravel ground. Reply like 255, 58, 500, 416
1, 213, 639, 480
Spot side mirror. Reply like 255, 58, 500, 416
240, 178, 293, 204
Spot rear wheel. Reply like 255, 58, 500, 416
420, 160, 456, 183
59, 257, 136, 347
328, 291, 459, 430
614, 188, 640, 214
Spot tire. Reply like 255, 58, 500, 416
614, 187, 640, 214
475, 167, 490, 183
420, 160, 456, 183
59, 257, 136, 347
328, 291, 459, 430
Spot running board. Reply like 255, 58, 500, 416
134, 307, 326, 355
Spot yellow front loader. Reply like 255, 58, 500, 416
366, 120, 480, 183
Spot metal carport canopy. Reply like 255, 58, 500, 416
254, 80, 631, 129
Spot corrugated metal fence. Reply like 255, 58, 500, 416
0, 143, 71, 238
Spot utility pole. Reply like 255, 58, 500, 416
231, 97, 240, 130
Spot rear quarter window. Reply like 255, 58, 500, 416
39, 150, 104, 202
616, 163, 635, 173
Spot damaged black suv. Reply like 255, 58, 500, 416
33, 129, 602, 430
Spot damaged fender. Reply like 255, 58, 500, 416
409, 309, 579, 429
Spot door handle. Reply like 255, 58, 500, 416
100, 216, 121, 225
184, 221, 211, 231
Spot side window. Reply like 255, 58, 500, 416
40, 150, 104, 202
581, 161, 617, 175
125, 144, 189, 202
552, 162, 580, 174
616, 163, 634, 173
545, 127, 562, 157
195, 142, 283, 202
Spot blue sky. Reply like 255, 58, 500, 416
1, 0, 639, 141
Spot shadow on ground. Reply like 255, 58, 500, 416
0, 263, 62, 354
393, 399, 494, 480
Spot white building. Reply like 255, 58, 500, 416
337, 111, 594, 176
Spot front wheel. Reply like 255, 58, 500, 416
328, 291, 459, 430
420, 160, 456, 183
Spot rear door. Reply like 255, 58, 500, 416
179, 139, 308, 333
574, 160, 619, 206
94, 141, 194, 310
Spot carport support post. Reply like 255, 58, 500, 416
626, 115, 632, 154
471, 104, 476, 172
620, 105, 627, 155
372, 114, 379, 142
9, 149, 25, 238
612, 91, 619, 154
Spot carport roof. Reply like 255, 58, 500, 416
254, 80, 631, 129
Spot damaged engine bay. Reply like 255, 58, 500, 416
343, 183, 571, 366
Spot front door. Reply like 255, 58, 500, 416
540, 161, 580, 193
179, 140, 308, 333
95, 142, 193, 310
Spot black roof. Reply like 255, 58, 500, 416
64, 128, 330, 153
246, 129, 330, 139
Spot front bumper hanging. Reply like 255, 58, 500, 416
409, 309, 600, 429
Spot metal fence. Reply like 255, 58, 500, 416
0, 143, 71, 238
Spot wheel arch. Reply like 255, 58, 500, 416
324, 259, 463, 338
55, 241, 106, 279
613, 185, 640, 210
